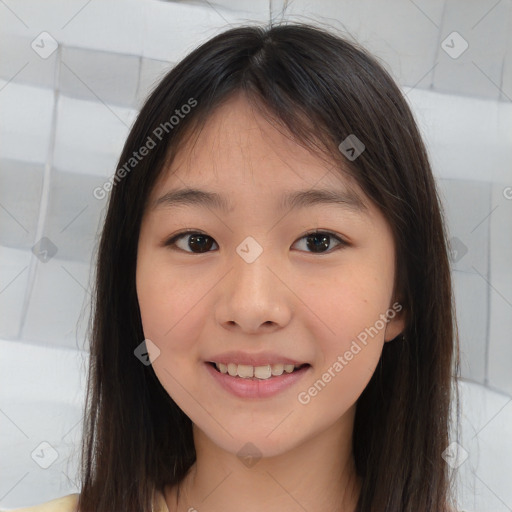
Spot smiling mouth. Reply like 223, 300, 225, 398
208, 362, 310, 380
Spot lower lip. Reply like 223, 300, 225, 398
205, 362, 310, 399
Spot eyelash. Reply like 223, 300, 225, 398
163, 229, 348, 255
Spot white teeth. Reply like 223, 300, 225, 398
254, 365, 272, 379
214, 362, 304, 379
237, 364, 254, 378
271, 363, 284, 376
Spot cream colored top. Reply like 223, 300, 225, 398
2, 491, 465, 512
2, 490, 170, 512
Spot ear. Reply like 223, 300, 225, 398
383, 300, 406, 342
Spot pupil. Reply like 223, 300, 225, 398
307, 234, 329, 253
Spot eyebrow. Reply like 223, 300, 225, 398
152, 186, 367, 214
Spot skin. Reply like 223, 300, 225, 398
136, 92, 406, 512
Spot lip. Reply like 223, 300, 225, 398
205, 361, 311, 399
206, 350, 307, 367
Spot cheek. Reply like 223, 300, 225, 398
297, 278, 388, 416
300, 272, 392, 413
306, 269, 393, 349
296, 343, 381, 429
136, 261, 170, 341
136, 259, 204, 407
136, 248, 198, 340
136, 250, 209, 384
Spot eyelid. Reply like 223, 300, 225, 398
300, 229, 348, 244
163, 229, 349, 254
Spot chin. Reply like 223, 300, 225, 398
195, 421, 309, 461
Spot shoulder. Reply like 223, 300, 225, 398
1, 493, 79, 512
3, 490, 169, 512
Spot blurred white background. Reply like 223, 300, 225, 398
0, 1, 511, 511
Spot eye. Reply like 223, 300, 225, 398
163, 230, 347, 254
164, 230, 218, 254
292, 230, 347, 254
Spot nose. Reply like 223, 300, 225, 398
215, 243, 292, 334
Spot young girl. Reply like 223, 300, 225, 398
11, 22, 460, 512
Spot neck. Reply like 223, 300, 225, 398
166, 407, 362, 512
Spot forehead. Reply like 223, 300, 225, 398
150, 93, 369, 211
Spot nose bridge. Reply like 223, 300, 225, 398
217, 234, 290, 331
232, 234, 277, 299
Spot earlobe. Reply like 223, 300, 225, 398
383, 302, 406, 342
384, 331, 406, 343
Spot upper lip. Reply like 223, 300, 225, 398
207, 351, 308, 367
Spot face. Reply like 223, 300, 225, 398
136, 93, 405, 458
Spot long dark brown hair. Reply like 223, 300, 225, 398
78, 22, 460, 512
